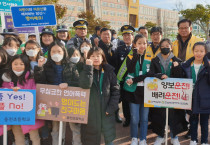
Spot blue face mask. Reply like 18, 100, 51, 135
30, 61, 38, 70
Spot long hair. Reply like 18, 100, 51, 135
0, 48, 8, 66
87, 47, 108, 66
6, 54, 32, 85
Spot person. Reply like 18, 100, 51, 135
114, 25, 135, 126
0, 48, 8, 87
40, 28, 56, 58
67, 20, 91, 50
0, 54, 44, 145
23, 40, 43, 71
28, 33, 37, 41
149, 38, 187, 145
56, 25, 71, 45
172, 19, 203, 61
79, 40, 91, 61
174, 42, 210, 145
98, 28, 115, 67
81, 47, 120, 145
138, 27, 149, 41
124, 34, 149, 145
90, 26, 101, 47
111, 29, 124, 51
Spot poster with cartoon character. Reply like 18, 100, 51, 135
36, 84, 90, 124
144, 77, 193, 110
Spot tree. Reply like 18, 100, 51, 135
31, 0, 67, 25
180, 4, 210, 39
144, 21, 157, 33
78, 10, 111, 34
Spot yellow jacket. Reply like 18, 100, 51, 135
172, 35, 203, 60
145, 44, 161, 61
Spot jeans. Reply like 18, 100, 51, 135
190, 114, 209, 143
69, 123, 82, 145
130, 103, 149, 140
41, 121, 49, 139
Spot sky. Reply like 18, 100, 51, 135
140, 0, 210, 10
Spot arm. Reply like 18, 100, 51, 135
126, 49, 138, 73
147, 58, 163, 79
79, 64, 93, 89
34, 66, 47, 84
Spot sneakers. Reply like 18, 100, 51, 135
190, 141, 197, 145
131, 138, 138, 145
154, 137, 165, 145
139, 139, 147, 145
171, 138, 180, 145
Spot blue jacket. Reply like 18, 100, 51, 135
181, 56, 210, 114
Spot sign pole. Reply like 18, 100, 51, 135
0, 12, 5, 44
165, 108, 169, 145
3, 125, 7, 145
35, 26, 40, 44
58, 121, 63, 145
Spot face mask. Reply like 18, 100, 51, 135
13, 70, 24, 77
161, 48, 170, 55
51, 54, 63, 62
81, 46, 90, 53
70, 57, 80, 63
26, 50, 38, 57
6, 48, 17, 56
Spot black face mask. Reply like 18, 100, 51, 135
161, 48, 170, 55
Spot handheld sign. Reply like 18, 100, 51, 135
144, 77, 193, 110
11, 5, 57, 27
0, 89, 36, 125
36, 84, 90, 124
0, 0, 23, 12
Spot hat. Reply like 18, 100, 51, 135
28, 33, 36, 37
0, 28, 19, 36
40, 28, 54, 36
73, 20, 88, 29
121, 25, 135, 34
56, 25, 68, 32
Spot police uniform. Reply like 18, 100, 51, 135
115, 25, 135, 126
66, 20, 91, 50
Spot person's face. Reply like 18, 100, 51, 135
123, 33, 133, 45
151, 32, 162, 44
28, 35, 36, 41
113, 34, 117, 39
12, 58, 25, 72
25, 43, 41, 57
193, 45, 206, 62
178, 22, 192, 38
50, 45, 64, 57
3, 40, 18, 51
160, 41, 172, 51
57, 31, 68, 40
71, 50, 80, 57
101, 30, 111, 44
89, 52, 103, 66
139, 29, 148, 39
96, 30, 101, 36
76, 28, 87, 38
42, 34, 54, 45
81, 42, 90, 48
134, 37, 147, 54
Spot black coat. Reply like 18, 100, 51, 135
98, 40, 115, 67
81, 64, 120, 145
148, 54, 188, 137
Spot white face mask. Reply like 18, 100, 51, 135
51, 54, 63, 62
81, 46, 90, 53
26, 49, 38, 57
6, 48, 17, 56
70, 57, 80, 63
13, 70, 24, 77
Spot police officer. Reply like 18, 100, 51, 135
66, 20, 91, 50
114, 25, 135, 127
56, 25, 70, 45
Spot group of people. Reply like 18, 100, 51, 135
0, 18, 210, 145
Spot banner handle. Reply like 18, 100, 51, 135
165, 108, 169, 145
3, 125, 7, 145
58, 121, 63, 145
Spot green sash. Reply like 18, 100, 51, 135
99, 68, 104, 95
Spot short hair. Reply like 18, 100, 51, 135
87, 47, 108, 66
95, 26, 102, 32
100, 28, 111, 34
111, 29, 117, 36
178, 19, 192, 27
159, 38, 172, 47
138, 26, 147, 31
150, 27, 162, 35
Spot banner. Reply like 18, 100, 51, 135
144, 77, 193, 110
36, 84, 90, 124
0, 89, 36, 125
0, 0, 23, 12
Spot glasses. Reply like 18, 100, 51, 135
178, 27, 190, 30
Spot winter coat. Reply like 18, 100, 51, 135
179, 56, 210, 114
81, 64, 120, 145
148, 53, 188, 137
0, 71, 44, 136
